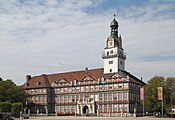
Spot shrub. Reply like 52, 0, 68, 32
12, 102, 22, 118
0, 102, 12, 112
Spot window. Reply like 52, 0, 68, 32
104, 104, 107, 112
104, 84, 108, 89
95, 94, 98, 101
119, 104, 123, 111
109, 104, 112, 112
99, 85, 103, 90
114, 84, 117, 89
81, 87, 84, 91
95, 85, 98, 91
110, 69, 112, 72
76, 87, 79, 91
99, 105, 102, 112
57, 95, 60, 103
114, 104, 117, 111
60, 95, 63, 102
68, 87, 72, 92
64, 88, 67, 92
114, 93, 117, 100
90, 86, 94, 90
107, 52, 109, 56
109, 61, 113, 64
124, 104, 128, 111
72, 95, 75, 102
60, 106, 64, 112
68, 95, 71, 102
61, 88, 64, 92
109, 84, 112, 89
108, 93, 112, 101
72, 87, 75, 91
85, 86, 89, 91
39, 89, 42, 93
120, 61, 122, 65
123, 92, 127, 100
71, 106, 74, 112
36, 81, 41, 85
99, 93, 102, 101
118, 92, 122, 100
43, 89, 46, 93
119, 83, 123, 89
124, 83, 128, 89
104, 93, 107, 101
76, 95, 79, 102
64, 95, 67, 102
110, 50, 113, 54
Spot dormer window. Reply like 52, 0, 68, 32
51, 82, 55, 87
36, 81, 41, 86
26, 83, 29, 86
101, 77, 105, 83
74, 80, 78, 85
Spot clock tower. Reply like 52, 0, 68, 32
102, 15, 126, 73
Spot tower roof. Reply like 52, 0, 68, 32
110, 18, 118, 27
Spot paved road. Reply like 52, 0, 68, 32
27, 116, 175, 120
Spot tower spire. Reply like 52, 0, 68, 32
110, 12, 118, 36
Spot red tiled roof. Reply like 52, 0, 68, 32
22, 68, 146, 89
23, 68, 105, 89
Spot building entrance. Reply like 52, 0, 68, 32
82, 105, 89, 114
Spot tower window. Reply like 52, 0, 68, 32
110, 69, 112, 73
120, 61, 122, 65
110, 50, 113, 54
109, 61, 113, 64
107, 52, 109, 56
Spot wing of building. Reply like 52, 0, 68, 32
22, 15, 146, 117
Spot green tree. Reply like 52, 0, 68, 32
0, 79, 28, 103
164, 77, 175, 113
145, 76, 165, 114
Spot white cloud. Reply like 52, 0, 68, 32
0, 0, 174, 84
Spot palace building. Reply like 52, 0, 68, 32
23, 16, 146, 117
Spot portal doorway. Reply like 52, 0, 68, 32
83, 105, 89, 114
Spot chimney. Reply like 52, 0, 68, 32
26, 75, 31, 82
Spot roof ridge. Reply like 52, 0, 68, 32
47, 67, 103, 76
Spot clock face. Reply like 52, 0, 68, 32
108, 40, 114, 48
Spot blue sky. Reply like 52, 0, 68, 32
0, 0, 175, 85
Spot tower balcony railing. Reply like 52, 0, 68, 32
102, 53, 126, 59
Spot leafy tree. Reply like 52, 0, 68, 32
0, 79, 28, 103
145, 76, 165, 114
164, 77, 175, 113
